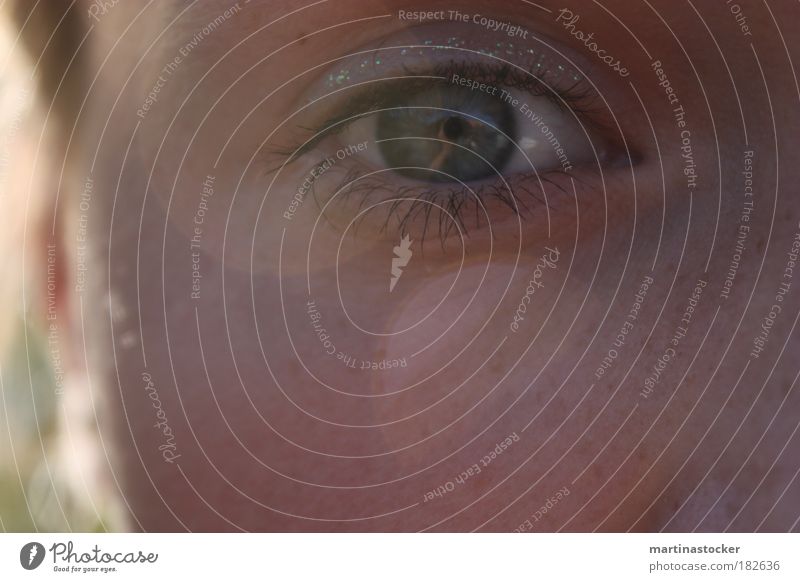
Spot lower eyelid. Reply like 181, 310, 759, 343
301, 160, 582, 245
281, 120, 625, 247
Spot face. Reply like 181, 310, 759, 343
71, 0, 800, 531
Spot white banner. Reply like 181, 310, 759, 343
0, 533, 797, 581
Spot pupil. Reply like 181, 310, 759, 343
443, 116, 465, 140
375, 84, 516, 183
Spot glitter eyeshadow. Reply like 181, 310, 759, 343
323, 35, 583, 92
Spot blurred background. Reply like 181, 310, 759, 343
0, 3, 122, 533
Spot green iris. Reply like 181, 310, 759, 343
376, 85, 516, 183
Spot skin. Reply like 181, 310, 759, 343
50, 0, 800, 531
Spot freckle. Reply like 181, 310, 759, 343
295, 33, 310, 46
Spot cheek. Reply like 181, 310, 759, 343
368, 260, 522, 466
366, 257, 574, 459
373, 260, 520, 396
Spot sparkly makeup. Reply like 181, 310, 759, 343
324, 42, 582, 92
316, 22, 585, 97
312, 23, 583, 94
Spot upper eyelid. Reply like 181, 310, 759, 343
302, 50, 592, 119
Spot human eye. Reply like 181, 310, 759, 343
270, 23, 632, 246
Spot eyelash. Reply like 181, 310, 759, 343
309, 166, 575, 249
270, 60, 603, 246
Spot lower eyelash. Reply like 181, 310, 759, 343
313, 162, 571, 248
